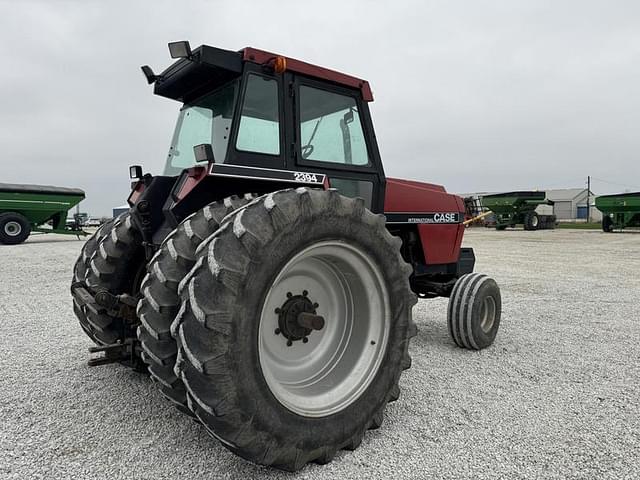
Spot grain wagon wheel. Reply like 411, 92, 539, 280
0, 212, 31, 244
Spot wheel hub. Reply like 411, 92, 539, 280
4, 221, 21, 236
258, 241, 390, 417
275, 290, 324, 345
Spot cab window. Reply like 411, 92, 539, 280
298, 86, 369, 166
236, 74, 281, 155
164, 80, 238, 175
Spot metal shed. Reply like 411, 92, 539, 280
545, 188, 599, 221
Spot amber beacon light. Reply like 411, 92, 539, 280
273, 56, 287, 73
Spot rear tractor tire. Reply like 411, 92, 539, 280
448, 273, 501, 350
72, 218, 116, 344
175, 188, 417, 470
136, 194, 255, 414
0, 212, 31, 245
72, 212, 146, 369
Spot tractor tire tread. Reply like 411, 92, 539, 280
448, 273, 501, 350
177, 188, 417, 471
71, 218, 116, 344
137, 194, 255, 412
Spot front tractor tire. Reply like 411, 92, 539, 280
448, 273, 502, 350
175, 188, 417, 470
136, 194, 254, 413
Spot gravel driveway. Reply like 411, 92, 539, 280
1, 229, 638, 479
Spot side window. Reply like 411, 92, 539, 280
329, 178, 374, 209
298, 86, 369, 166
236, 75, 280, 155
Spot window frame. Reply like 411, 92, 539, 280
226, 66, 285, 169
294, 78, 378, 173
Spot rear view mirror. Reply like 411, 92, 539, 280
194, 144, 215, 163
343, 108, 354, 125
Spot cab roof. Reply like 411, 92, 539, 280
153, 44, 373, 103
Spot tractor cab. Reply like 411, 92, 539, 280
144, 42, 384, 212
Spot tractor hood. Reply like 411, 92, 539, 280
384, 177, 464, 214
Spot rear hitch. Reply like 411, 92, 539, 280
72, 282, 143, 369
93, 290, 139, 324
88, 339, 138, 367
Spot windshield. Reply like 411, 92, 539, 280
163, 80, 239, 175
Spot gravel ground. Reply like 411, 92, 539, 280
1, 229, 638, 479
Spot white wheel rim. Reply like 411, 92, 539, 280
479, 296, 497, 333
4, 221, 22, 237
531, 216, 539, 227
258, 240, 390, 417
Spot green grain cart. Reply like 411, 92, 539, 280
0, 183, 88, 244
595, 192, 640, 232
482, 191, 556, 230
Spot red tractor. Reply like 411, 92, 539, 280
71, 42, 502, 471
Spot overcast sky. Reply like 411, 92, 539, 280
1, 0, 639, 215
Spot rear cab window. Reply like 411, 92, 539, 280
298, 85, 370, 166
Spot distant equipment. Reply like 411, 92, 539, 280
463, 196, 489, 227
0, 183, 89, 244
595, 192, 640, 232
481, 191, 557, 230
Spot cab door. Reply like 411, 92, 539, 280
284, 75, 386, 213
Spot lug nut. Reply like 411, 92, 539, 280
302, 290, 308, 297
302, 337, 309, 343
274, 307, 281, 314
274, 328, 281, 335
286, 292, 292, 298
286, 339, 293, 347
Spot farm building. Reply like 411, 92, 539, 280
545, 188, 601, 222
